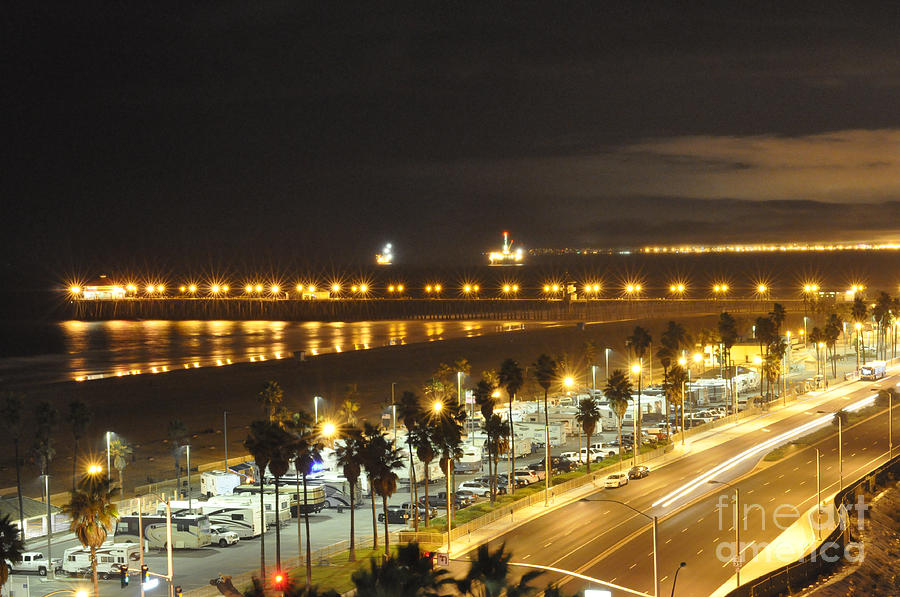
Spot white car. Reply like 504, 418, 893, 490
458, 481, 491, 497
604, 473, 629, 488
513, 470, 539, 485
209, 525, 240, 547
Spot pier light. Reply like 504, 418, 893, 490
543, 284, 551, 292
583, 284, 591, 293
245, 284, 253, 293
593, 283, 601, 292
189, 284, 197, 293
222, 285, 229, 292
69, 285, 81, 295
146, 284, 155, 293
157, 285, 165, 294
359, 283, 368, 293
463, 284, 472, 294
296, 284, 304, 292
254, 284, 262, 293
397, 284, 403, 292
270, 284, 280, 294
179, 285, 186, 293
425, 285, 433, 293
388, 285, 395, 292
503, 284, 512, 293
351, 285, 358, 293
512, 284, 519, 292
473, 284, 479, 292
551, 284, 559, 292
126, 284, 137, 293
434, 284, 442, 293
308, 285, 315, 292
757, 284, 767, 294
332, 283, 341, 293
210, 284, 221, 294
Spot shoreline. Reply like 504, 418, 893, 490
0, 311, 773, 498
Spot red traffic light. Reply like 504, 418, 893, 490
273, 572, 284, 586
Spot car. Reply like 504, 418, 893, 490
513, 470, 539, 485
400, 502, 437, 520
378, 505, 411, 524
529, 456, 576, 474
604, 473, 629, 488
209, 525, 240, 547
628, 466, 650, 479
473, 476, 509, 493
8, 552, 61, 576
458, 481, 492, 497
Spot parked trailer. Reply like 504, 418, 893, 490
201, 470, 241, 497
114, 514, 211, 549
160, 501, 262, 539
208, 492, 292, 526
232, 483, 324, 517
62, 543, 141, 578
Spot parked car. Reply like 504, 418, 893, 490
458, 481, 492, 497
209, 525, 240, 547
421, 491, 472, 509
473, 476, 509, 493
456, 489, 478, 504
604, 473, 629, 488
8, 552, 61, 576
400, 502, 437, 520
378, 505, 411, 524
513, 470, 540, 485
628, 466, 650, 479
528, 456, 576, 475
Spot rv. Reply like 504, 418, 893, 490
201, 471, 241, 497
304, 473, 364, 510
62, 543, 140, 578
114, 514, 211, 549
231, 483, 319, 517
208, 492, 292, 526
454, 446, 483, 474
158, 501, 262, 539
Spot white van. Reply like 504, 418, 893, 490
201, 471, 241, 497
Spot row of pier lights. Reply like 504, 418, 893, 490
68, 280, 866, 300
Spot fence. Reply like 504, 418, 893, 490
722, 453, 900, 597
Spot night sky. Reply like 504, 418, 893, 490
6, 4, 900, 276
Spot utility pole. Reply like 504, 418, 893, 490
223, 411, 228, 470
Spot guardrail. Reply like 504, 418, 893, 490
722, 453, 900, 597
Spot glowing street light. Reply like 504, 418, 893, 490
69, 285, 82, 295
210, 284, 221, 294
296, 284, 304, 292
321, 421, 337, 438
563, 376, 574, 388
254, 284, 263, 293
87, 464, 102, 475
432, 400, 443, 414
270, 284, 280, 294
331, 283, 341, 293
188, 284, 197, 293
756, 284, 768, 295
631, 362, 642, 375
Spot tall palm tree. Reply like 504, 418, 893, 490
666, 365, 688, 442
851, 297, 868, 369
0, 514, 25, 591
430, 401, 466, 530
396, 391, 423, 531
167, 419, 190, 497
825, 312, 843, 379
108, 439, 132, 497
334, 426, 363, 561
626, 326, 652, 451
604, 370, 633, 467
532, 354, 557, 502
350, 542, 453, 596
809, 327, 826, 380
409, 425, 436, 522
718, 313, 739, 413
267, 425, 295, 573
243, 420, 274, 580
659, 321, 688, 440
340, 385, 361, 426
359, 423, 383, 551
497, 358, 523, 493
0, 393, 25, 534
371, 439, 402, 557
33, 401, 57, 570
259, 380, 284, 422
292, 415, 323, 587
472, 380, 497, 501
575, 396, 601, 472
62, 476, 117, 597
68, 400, 93, 491
769, 303, 787, 335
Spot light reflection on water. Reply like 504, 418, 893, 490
3, 319, 547, 385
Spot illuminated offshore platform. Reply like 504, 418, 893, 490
488, 231, 524, 266
375, 243, 393, 265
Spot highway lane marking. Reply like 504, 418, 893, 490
740, 540, 757, 556
777, 474, 785, 478
713, 536, 720, 543
769, 497, 776, 502
544, 541, 553, 547
746, 489, 754, 494
522, 554, 531, 560
629, 563, 637, 570
696, 548, 703, 555
763, 481, 770, 486
665, 538, 672, 544
660, 575, 669, 583
785, 488, 791, 493
761, 428, 771, 432
793, 466, 799, 471
806, 460, 813, 464
681, 527, 688, 533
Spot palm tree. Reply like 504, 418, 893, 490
0, 393, 26, 534
68, 400, 93, 491
0, 514, 25, 591
350, 542, 453, 596
334, 426, 363, 561
809, 327, 826, 380
769, 303, 787, 335
396, 391, 423, 530
409, 425, 436, 522
167, 419, 190, 497
575, 396, 601, 472
33, 401, 57, 569
532, 354, 557, 502
666, 365, 688, 441
498, 358, 524, 493
825, 312, 843, 379
371, 439, 403, 557
430, 401, 466, 530
472, 380, 498, 501
626, 326, 652, 451
259, 380, 284, 422
718, 313, 739, 413
292, 414, 323, 587
266, 425, 296, 572
108, 439, 132, 497
851, 297, 868, 369
659, 321, 688, 440
243, 420, 274, 580
604, 370, 633, 467
359, 423, 383, 550
62, 476, 117, 597
455, 543, 542, 597
340, 385, 361, 426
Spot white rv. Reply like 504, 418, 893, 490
159, 501, 262, 539
454, 446, 483, 474
62, 543, 140, 578
201, 471, 241, 497
114, 514, 211, 549
207, 493, 290, 527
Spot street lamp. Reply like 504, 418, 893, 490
670, 562, 687, 597
87, 464, 102, 475
708, 479, 742, 588
818, 410, 843, 491
106, 431, 112, 483
584, 498, 659, 597
314, 396, 323, 424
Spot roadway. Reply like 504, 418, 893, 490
453, 376, 898, 597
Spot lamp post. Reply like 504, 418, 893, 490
185, 445, 192, 510
818, 410, 843, 491
391, 382, 397, 449
855, 322, 862, 372
670, 562, 687, 597
709, 479, 741, 588
314, 396, 322, 424
584, 498, 659, 597
605, 348, 611, 385
223, 411, 228, 470
631, 361, 642, 467
106, 431, 112, 483
678, 356, 687, 446
591, 364, 598, 396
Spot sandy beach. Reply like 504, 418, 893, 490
1, 311, 779, 498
